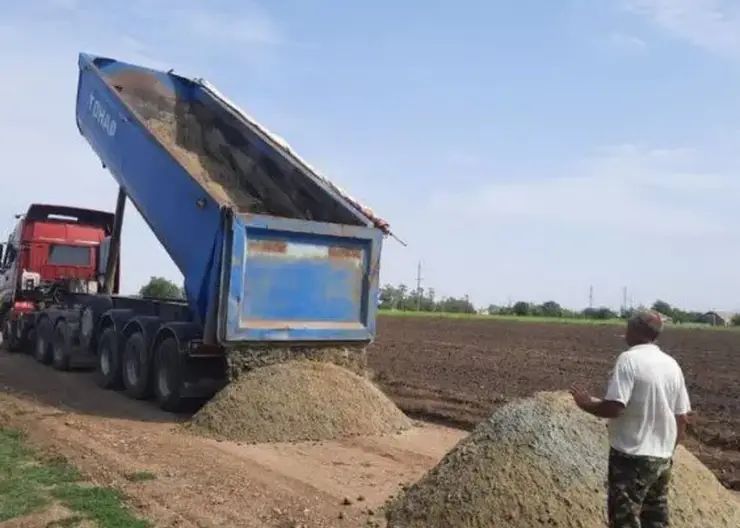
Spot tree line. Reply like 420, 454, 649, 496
379, 283, 732, 325
136, 278, 736, 326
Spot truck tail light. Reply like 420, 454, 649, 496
12, 301, 35, 313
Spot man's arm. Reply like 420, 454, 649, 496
675, 414, 689, 446
579, 354, 634, 419
673, 371, 692, 448
576, 396, 626, 419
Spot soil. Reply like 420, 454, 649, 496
0, 350, 464, 527
385, 391, 740, 528
368, 316, 740, 491
1, 315, 737, 526
186, 360, 411, 444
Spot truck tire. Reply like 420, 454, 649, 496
26, 328, 37, 356
52, 320, 72, 371
122, 331, 152, 400
34, 318, 54, 365
2, 319, 19, 353
95, 327, 123, 390
153, 337, 184, 412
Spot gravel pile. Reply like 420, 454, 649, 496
385, 391, 740, 528
145, 113, 266, 213
184, 360, 411, 444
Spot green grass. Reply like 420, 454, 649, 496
378, 309, 736, 331
0, 428, 151, 527
379, 309, 623, 324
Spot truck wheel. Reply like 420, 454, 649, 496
26, 328, 37, 356
153, 337, 184, 412
34, 318, 54, 365
2, 319, 19, 353
122, 331, 152, 400
95, 327, 123, 390
52, 321, 72, 371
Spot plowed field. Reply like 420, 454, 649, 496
368, 315, 740, 491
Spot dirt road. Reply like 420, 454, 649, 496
0, 351, 466, 527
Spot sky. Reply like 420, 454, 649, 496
1, 0, 740, 312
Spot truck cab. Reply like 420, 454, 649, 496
0, 204, 118, 349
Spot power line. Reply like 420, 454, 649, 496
415, 261, 423, 311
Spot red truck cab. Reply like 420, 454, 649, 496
0, 204, 118, 349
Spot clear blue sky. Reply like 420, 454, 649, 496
1, 0, 740, 311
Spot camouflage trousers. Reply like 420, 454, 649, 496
607, 448, 672, 528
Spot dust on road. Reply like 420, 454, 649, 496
0, 350, 465, 527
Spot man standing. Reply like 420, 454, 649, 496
570, 309, 691, 528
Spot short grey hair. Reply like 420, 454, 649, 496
628, 309, 664, 340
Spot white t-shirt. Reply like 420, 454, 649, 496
604, 343, 691, 459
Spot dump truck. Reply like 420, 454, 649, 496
0, 204, 121, 350
0, 52, 390, 412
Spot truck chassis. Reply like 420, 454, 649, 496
10, 290, 225, 412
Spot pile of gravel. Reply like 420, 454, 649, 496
146, 114, 265, 213
385, 391, 740, 528
184, 360, 411, 444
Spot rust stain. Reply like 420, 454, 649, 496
328, 246, 362, 260
248, 240, 287, 254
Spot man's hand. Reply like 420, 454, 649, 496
570, 384, 593, 410
570, 384, 626, 419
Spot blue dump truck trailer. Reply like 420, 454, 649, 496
9, 53, 391, 412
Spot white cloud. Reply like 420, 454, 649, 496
0, 1, 284, 294
619, 0, 740, 57
165, 5, 283, 47
609, 31, 647, 50
427, 143, 740, 236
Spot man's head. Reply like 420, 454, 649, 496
625, 309, 664, 346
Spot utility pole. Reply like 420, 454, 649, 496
622, 286, 628, 314
588, 285, 594, 309
415, 261, 423, 311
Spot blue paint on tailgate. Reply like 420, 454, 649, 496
222, 214, 382, 343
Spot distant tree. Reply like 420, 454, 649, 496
375, 282, 709, 321
582, 306, 618, 320
437, 295, 476, 314
651, 300, 673, 318
731, 314, 740, 327
139, 276, 184, 299
538, 301, 563, 318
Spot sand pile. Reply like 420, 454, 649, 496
185, 360, 411, 444
385, 391, 740, 528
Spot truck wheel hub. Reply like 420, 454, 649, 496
126, 355, 139, 384
100, 348, 110, 375
158, 367, 170, 397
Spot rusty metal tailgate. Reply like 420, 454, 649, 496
218, 213, 383, 344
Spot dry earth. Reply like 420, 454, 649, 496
368, 315, 740, 490
0, 350, 464, 527
1, 314, 737, 526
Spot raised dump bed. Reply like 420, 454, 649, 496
75, 53, 389, 343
